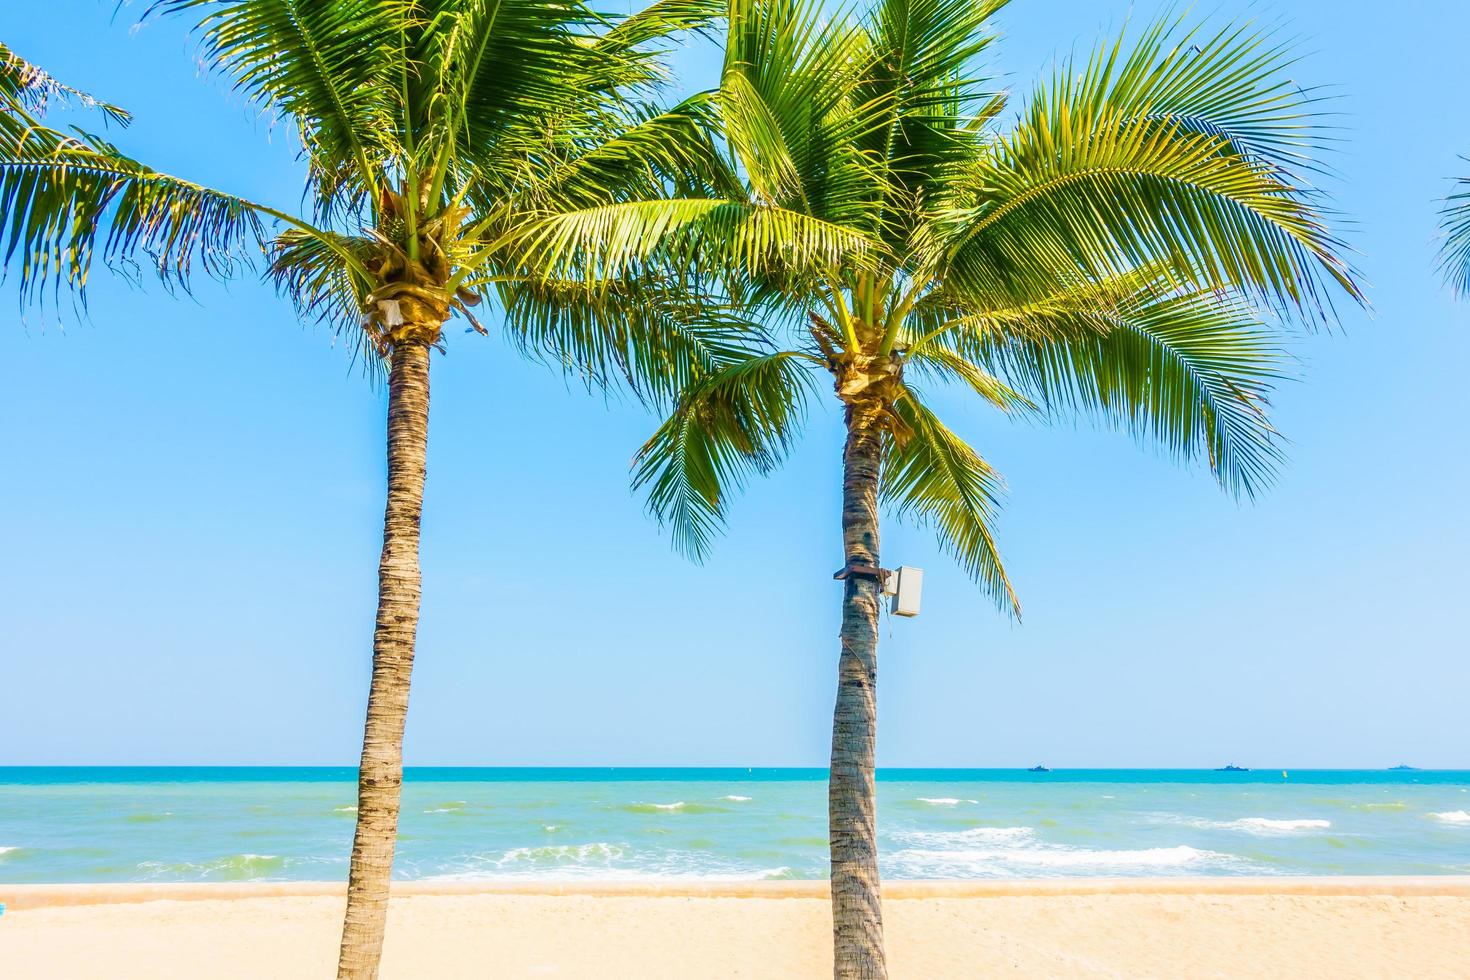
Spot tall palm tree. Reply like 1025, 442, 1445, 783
517, 0, 1362, 975
1, 4, 737, 976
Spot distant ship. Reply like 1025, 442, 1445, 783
1214, 764, 1250, 772
1389, 764, 1419, 771
1027, 765, 1051, 773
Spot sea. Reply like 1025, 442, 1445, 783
2, 768, 1467, 884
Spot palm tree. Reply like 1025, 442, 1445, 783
517, 0, 1362, 975
1, 4, 736, 976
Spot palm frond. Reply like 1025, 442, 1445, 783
883, 390, 1018, 614
903, 342, 1033, 414
1437, 173, 1470, 295
1072, 15, 1330, 174
962, 285, 1290, 496
858, 0, 1006, 236
0, 120, 266, 301
519, 94, 739, 210
722, 0, 888, 225
150, 0, 407, 215
945, 13, 1361, 321
268, 228, 383, 371
596, 0, 726, 51
632, 349, 815, 559
0, 41, 130, 125
427, 0, 609, 169
509, 198, 874, 285
498, 273, 771, 407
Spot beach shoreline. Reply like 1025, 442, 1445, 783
3, 878, 1467, 979
6, 874, 1470, 909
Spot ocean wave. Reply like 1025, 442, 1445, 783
0, 846, 18, 858
426, 865, 797, 883
425, 843, 795, 883
333, 805, 357, 814
497, 843, 626, 866
620, 801, 728, 815
889, 842, 1239, 877
1225, 818, 1331, 834
1151, 813, 1331, 835
1430, 810, 1470, 824
888, 823, 1247, 877
722, 796, 752, 802
137, 853, 290, 881
424, 802, 469, 814
916, 798, 977, 806
891, 826, 1036, 847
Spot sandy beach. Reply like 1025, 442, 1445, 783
2, 878, 1467, 978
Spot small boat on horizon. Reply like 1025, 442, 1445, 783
1214, 764, 1250, 772
1027, 765, 1051, 773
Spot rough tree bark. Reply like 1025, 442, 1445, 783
336, 339, 432, 980
828, 377, 892, 980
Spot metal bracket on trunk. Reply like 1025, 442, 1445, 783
833, 563, 889, 582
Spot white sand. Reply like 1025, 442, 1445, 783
1, 880, 1467, 978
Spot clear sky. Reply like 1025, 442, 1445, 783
2, 1, 1466, 768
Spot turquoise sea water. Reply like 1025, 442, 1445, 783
2, 768, 1467, 883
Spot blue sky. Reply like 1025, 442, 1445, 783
2, 1, 1467, 768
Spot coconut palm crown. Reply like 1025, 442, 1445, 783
516, 0, 1362, 975
2, 3, 741, 977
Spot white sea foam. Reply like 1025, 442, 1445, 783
1226, 818, 1331, 834
889, 823, 1246, 877
427, 843, 793, 884
651, 802, 686, 810
1430, 810, 1470, 824
497, 842, 626, 865
333, 805, 357, 813
424, 802, 468, 814
136, 853, 289, 880
889, 842, 1236, 877
892, 826, 1036, 847
916, 798, 977, 806
1151, 813, 1331, 835
721, 795, 752, 802
428, 865, 795, 883
0, 846, 17, 857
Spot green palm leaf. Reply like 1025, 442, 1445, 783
957, 284, 1289, 496
498, 274, 768, 406
0, 121, 266, 301
0, 41, 129, 125
510, 198, 874, 284
268, 228, 383, 369
1437, 173, 1470, 295
883, 390, 1018, 614
632, 349, 815, 559
150, 0, 407, 214
945, 16, 1359, 320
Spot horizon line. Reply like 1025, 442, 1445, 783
2, 764, 1463, 771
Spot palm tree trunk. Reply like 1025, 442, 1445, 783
829, 401, 888, 980
336, 339, 432, 980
